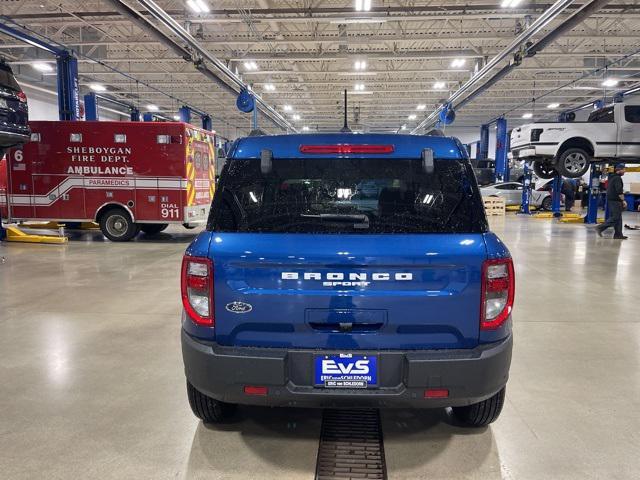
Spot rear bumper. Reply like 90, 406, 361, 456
511, 143, 557, 160
182, 331, 512, 408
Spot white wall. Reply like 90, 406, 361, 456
22, 85, 126, 122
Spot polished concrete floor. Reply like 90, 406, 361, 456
1, 214, 639, 479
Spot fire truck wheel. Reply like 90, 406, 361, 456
140, 223, 169, 235
99, 208, 139, 242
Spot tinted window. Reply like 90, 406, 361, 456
588, 107, 614, 123
0, 64, 21, 92
624, 106, 640, 123
208, 157, 487, 234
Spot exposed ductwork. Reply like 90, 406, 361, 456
130, 0, 295, 132
109, 0, 295, 132
412, 0, 581, 134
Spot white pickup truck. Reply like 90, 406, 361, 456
510, 102, 640, 178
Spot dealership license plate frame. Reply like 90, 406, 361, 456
314, 353, 378, 388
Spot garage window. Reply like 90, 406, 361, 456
624, 106, 640, 123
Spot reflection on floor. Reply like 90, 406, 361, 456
1, 214, 639, 479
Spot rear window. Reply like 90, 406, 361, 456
208, 157, 487, 234
0, 64, 21, 92
588, 106, 614, 123
624, 106, 640, 123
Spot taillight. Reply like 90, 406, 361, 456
16, 91, 27, 103
181, 256, 214, 326
480, 258, 515, 330
299, 144, 394, 154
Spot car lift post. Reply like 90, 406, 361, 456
495, 117, 510, 182
179, 106, 192, 123
551, 174, 563, 217
0, 22, 76, 243
130, 108, 141, 121
202, 115, 212, 131
84, 92, 99, 121
479, 124, 490, 160
520, 161, 533, 215
143, 112, 154, 122
56, 51, 80, 121
584, 163, 602, 224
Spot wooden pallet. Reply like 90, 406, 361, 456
483, 197, 506, 216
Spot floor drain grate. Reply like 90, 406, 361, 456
315, 409, 387, 480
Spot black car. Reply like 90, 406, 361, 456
0, 61, 29, 153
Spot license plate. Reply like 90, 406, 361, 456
314, 353, 378, 388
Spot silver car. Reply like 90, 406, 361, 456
481, 182, 555, 211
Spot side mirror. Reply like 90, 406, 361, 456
261, 149, 273, 174
422, 148, 434, 174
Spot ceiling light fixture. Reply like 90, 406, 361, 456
354, 60, 367, 70
355, 0, 372, 12
283, 105, 292, 111
32, 62, 54, 72
173, 115, 181, 121
302, 126, 310, 131
264, 83, 275, 91
450, 58, 466, 68
416, 104, 426, 110
400, 124, 407, 130
602, 78, 619, 88
522, 113, 533, 119
408, 114, 417, 120
147, 104, 159, 111
354, 83, 365, 91
433, 81, 446, 89
186, 0, 209, 13
292, 114, 301, 120
501, 0, 522, 7
547, 103, 560, 109
243, 61, 258, 71
89, 83, 107, 92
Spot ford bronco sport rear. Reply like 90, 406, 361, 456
181, 133, 514, 427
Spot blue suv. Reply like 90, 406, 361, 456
181, 133, 514, 427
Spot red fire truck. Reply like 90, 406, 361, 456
0, 121, 216, 241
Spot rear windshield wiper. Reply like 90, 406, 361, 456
300, 213, 370, 229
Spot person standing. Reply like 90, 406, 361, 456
596, 163, 628, 239
562, 178, 576, 212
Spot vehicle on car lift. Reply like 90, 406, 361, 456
180, 133, 514, 427
481, 181, 562, 211
0, 60, 29, 155
0, 120, 216, 241
510, 102, 640, 179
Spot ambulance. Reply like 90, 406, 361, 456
0, 120, 216, 241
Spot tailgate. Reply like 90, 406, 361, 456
511, 125, 532, 148
210, 233, 486, 350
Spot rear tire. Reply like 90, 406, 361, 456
541, 196, 553, 211
556, 148, 590, 178
533, 161, 557, 179
140, 223, 168, 235
99, 208, 139, 242
452, 387, 505, 427
187, 381, 237, 423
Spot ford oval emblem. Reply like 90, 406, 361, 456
225, 301, 253, 314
